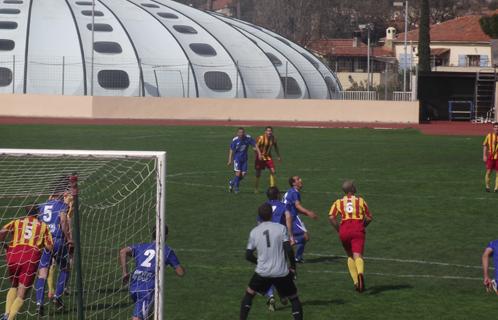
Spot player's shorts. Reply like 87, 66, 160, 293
486, 158, 498, 171
255, 159, 275, 171
234, 159, 248, 173
339, 221, 366, 255
6, 245, 42, 287
39, 238, 69, 270
131, 290, 154, 320
292, 216, 307, 236
248, 272, 297, 298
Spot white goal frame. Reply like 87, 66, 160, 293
0, 148, 167, 320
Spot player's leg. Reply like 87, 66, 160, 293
254, 160, 262, 193
47, 260, 56, 299
9, 254, 39, 320
293, 217, 308, 262
339, 226, 359, 289
35, 248, 52, 313
273, 274, 302, 320
351, 232, 366, 292
4, 250, 19, 319
53, 244, 70, 310
485, 158, 493, 191
240, 273, 271, 320
494, 160, 498, 192
268, 161, 276, 187
131, 290, 153, 320
265, 286, 276, 312
7, 284, 29, 320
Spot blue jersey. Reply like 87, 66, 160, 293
130, 242, 180, 293
257, 200, 287, 226
283, 187, 301, 218
230, 135, 256, 162
37, 199, 68, 240
487, 240, 498, 279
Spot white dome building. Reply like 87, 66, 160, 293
0, 0, 341, 98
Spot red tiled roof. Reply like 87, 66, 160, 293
396, 15, 491, 43
307, 39, 394, 58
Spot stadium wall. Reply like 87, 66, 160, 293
0, 95, 419, 123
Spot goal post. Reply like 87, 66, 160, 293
0, 148, 166, 320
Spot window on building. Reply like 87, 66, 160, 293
189, 43, 217, 57
93, 41, 122, 54
87, 23, 113, 32
0, 21, 17, 29
157, 12, 178, 19
173, 25, 197, 34
142, 3, 159, 8
265, 52, 282, 66
82, 10, 104, 17
0, 67, 12, 87
204, 71, 232, 91
280, 77, 301, 97
98, 70, 130, 89
0, 39, 15, 51
466, 55, 481, 67
0, 8, 20, 14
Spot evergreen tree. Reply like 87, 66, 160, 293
418, 0, 431, 72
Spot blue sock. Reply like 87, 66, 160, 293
294, 234, 306, 260
266, 286, 274, 298
234, 175, 241, 189
55, 270, 69, 298
35, 278, 47, 305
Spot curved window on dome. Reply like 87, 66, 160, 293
0, 8, 20, 14
204, 71, 232, 92
87, 23, 113, 32
281, 77, 301, 97
173, 25, 197, 34
301, 53, 319, 69
157, 12, 178, 19
0, 67, 12, 87
189, 43, 216, 57
142, 3, 159, 8
82, 10, 104, 17
3, 0, 23, 4
324, 76, 338, 93
98, 70, 129, 89
0, 21, 17, 29
265, 52, 282, 66
93, 41, 122, 54
75, 1, 92, 5
0, 39, 15, 51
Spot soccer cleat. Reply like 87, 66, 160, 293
267, 296, 276, 312
295, 258, 305, 264
48, 291, 54, 299
492, 279, 498, 294
228, 180, 234, 193
53, 297, 64, 311
486, 187, 491, 193
0, 313, 7, 320
36, 303, 44, 317
357, 274, 365, 293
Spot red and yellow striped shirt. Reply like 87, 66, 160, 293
256, 135, 277, 161
483, 133, 498, 160
329, 195, 372, 224
3, 216, 53, 251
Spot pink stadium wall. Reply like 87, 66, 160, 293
0, 95, 419, 123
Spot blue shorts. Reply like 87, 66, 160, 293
39, 238, 69, 270
234, 159, 248, 173
131, 290, 154, 320
292, 216, 307, 236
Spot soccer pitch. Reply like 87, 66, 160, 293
0, 123, 496, 319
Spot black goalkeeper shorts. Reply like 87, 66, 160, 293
248, 272, 297, 298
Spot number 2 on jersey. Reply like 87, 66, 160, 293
141, 249, 156, 268
263, 230, 271, 248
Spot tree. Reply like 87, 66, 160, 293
418, 0, 431, 72
480, 14, 498, 39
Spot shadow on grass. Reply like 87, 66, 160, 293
367, 284, 413, 295
304, 256, 342, 264
302, 299, 346, 306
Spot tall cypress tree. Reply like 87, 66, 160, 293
418, 0, 431, 72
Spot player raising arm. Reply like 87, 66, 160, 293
227, 127, 262, 194
0, 206, 53, 320
120, 226, 184, 320
328, 180, 372, 293
482, 239, 498, 294
240, 203, 302, 320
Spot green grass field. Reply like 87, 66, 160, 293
0, 124, 497, 319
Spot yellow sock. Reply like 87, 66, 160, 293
486, 171, 491, 189
347, 257, 358, 285
269, 174, 276, 187
5, 288, 17, 314
354, 257, 365, 275
495, 174, 498, 191
8, 297, 24, 320
48, 263, 56, 296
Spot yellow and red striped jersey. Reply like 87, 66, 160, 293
329, 195, 372, 223
256, 134, 277, 161
3, 216, 53, 251
483, 133, 498, 160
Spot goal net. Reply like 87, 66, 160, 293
0, 149, 166, 320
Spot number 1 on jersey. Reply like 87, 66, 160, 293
263, 230, 271, 248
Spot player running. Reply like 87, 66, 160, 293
483, 122, 498, 192
254, 127, 282, 193
0, 206, 53, 320
34, 190, 73, 315
283, 176, 318, 263
227, 127, 262, 194
240, 203, 303, 320
482, 239, 498, 294
256, 187, 293, 311
328, 180, 372, 293
120, 226, 185, 320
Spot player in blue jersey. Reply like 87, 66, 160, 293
120, 226, 185, 320
283, 176, 318, 263
227, 127, 262, 193
256, 187, 293, 312
482, 239, 498, 294
34, 185, 73, 315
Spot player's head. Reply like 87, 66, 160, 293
25, 205, 39, 217
237, 127, 245, 138
265, 126, 273, 137
266, 186, 280, 200
151, 225, 169, 240
493, 122, 498, 133
258, 203, 273, 222
342, 180, 357, 194
289, 176, 303, 189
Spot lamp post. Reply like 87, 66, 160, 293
394, 1, 409, 92
91, 0, 95, 96
359, 23, 373, 92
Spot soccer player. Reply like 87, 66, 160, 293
240, 203, 303, 320
34, 190, 73, 315
328, 180, 372, 293
283, 176, 318, 263
120, 226, 185, 320
227, 127, 262, 193
0, 206, 53, 320
256, 187, 293, 311
483, 122, 498, 192
482, 239, 498, 294
254, 127, 282, 193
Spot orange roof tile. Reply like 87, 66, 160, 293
307, 39, 394, 58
